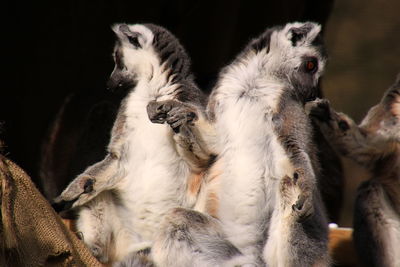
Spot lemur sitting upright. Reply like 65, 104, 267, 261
307, 74, 400, 267
151, 22, 330, 266
54, 23, 214, 264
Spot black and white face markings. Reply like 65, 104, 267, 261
308, 73, 400, 267
54, 23, 213, 265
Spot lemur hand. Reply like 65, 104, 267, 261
147, 100, 198, 133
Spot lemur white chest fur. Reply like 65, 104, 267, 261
212, 52, 294, 254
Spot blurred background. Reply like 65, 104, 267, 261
1, 0, 399, 228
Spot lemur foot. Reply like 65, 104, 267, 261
53, 175, 96, 210
147, 100, 197, 133
90, 244, 109, 263
280, 170, 314, 220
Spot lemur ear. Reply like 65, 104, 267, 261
112, 24, 146, 49
289, 22, 320, 46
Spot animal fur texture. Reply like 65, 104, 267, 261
54, 23, 213, 265
153, 22, 330, 266
307, 73, 400, 267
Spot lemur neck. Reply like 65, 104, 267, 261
135, 65, 179, 100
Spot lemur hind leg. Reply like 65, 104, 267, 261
54, 153, 120, 209
152, 208, 255, 267
147, 100, 216, 172
264, 170, 329, 267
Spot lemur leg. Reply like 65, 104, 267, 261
147, 100, 216, 172
353, 180, 400, 267
54, 153, 120, 208
264, 168, 329, 267
152, 208, 255, 267
76, 191, 118, 263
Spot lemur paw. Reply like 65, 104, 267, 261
90, 244, 109, 263
280, 171, 314, 220
305, 98, 331, 122
53, 175, 96, 211
147, 100, 197, 133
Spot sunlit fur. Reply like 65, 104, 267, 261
154, 22, 330, 267
56, 23, 209, 264
205, 22, 329, 266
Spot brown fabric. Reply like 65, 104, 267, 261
0, 155, 104, 267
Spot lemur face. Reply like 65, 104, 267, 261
107, 24, 155, 91
107, 24, 192, 92
253, 22, 326, 101
360, 77, 400, 143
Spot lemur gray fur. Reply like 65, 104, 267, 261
54, 23, 215, 264
152, 22, 330, 266
307, 73, 400, 267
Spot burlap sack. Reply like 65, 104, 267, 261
0, 154, 104, 267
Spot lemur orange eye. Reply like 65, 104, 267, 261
306, 61, 315, 71
304, 58, 318, 74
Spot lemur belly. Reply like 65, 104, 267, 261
215, 97, 294, 254
114, 99, 193, 247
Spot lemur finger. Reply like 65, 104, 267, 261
292, 193, 314, 220
147, 100, 174, 123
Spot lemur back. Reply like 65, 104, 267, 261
308, 73, 400, 267
153, 22, 330, 266
55, 23, 213, 264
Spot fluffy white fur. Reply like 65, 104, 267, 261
58, 24, 201, 264
206, 22, 327, 265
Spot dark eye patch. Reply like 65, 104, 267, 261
128, 35, 141, 48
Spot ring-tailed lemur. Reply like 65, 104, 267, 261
307, 73, 400, 267
54, 23, 214, 264
152, 22, 330, 266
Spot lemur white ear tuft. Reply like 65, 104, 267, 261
288, 22, 321, 46
112, 23, 148, 49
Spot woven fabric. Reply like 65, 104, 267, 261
0, 155, 104, 267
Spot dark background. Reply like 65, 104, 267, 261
2, 0, 333, 184
2, 0, 400, 226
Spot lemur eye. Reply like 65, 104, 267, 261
304, 58, 318, 74
128, 36, 141, 48
306, 61, 317, 72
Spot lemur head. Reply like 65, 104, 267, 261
360, 73, 400, 144
249, 22, 326, 102
107, 23, 193, 92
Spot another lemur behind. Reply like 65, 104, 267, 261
54, 23, 214, 264
152, 22, 330, 266
307, 73, 400, 267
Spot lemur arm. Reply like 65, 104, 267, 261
54, 112, 127, 208
306, 98, 381, 167
147, 100, 217, 173
264, 103, 329, 267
